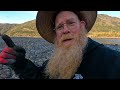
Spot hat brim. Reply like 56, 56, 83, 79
36, 11, 97, 43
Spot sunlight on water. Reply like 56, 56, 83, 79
92, 38, 120, 45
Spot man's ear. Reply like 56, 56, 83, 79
80, 21, 86, 27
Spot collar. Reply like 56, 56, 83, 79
83, 38, 103, 56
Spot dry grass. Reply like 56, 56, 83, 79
88, 32, 120, 38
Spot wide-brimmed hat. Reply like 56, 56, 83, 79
36, 11, 97, 43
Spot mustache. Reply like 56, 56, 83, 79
60, 34, 74, 42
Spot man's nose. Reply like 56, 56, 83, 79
63, 25, 70, 34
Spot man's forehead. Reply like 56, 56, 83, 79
56, 11, 78, 18
55, 12, 79, 24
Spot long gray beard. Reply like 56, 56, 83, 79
44, 29, 88, 79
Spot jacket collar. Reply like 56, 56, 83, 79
83, 38, 102, 56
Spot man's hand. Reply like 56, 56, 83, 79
2, 34, 15, 48
0, 47, 16, 64
0, 34, 26, 65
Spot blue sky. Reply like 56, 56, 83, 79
0, 11, 37, 24
98, 11, 120, 18
0, 11, 120, 24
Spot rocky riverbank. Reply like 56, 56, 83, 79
0, 37, 120, 79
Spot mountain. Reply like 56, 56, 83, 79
88, 14, 120, 37
6, 20, 40, 37
0, 23, 17, 34
90, 14, 120, 32
3, 14, 120, 38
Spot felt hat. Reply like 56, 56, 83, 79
36, 11, 97, 43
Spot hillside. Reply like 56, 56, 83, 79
88, 14, 120, 38
4, 14, 120, 38
0, 23, 17, 34
91, 14, 120, 32
6, 20, 40, 37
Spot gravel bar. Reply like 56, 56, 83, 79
0, 37, 120, 79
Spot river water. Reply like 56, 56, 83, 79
92, 38, 120, 45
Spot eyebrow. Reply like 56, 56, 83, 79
66, 18, 76, 21
57, 18, 76, 25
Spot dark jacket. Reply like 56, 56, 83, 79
11, 38, 120, 79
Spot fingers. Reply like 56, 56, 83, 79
1, 34, 26, 54
7, 59, 16, 64
0, 57, 8, 64
1, 34, 15, 48
0, 57, 15, 64
0, 47, 16, 64
14, 46, 26, 54
2, 47, 17, 55
0, 51, 16, 59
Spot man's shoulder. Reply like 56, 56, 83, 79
89, 38, 120, 54
87, 38, 120, 59
98, 44, 120, 56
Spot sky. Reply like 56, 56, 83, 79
0, 11, 38, 24
0, 11, 120, 24
98, 11, 120, 18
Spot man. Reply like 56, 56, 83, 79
0, 11, 120, 79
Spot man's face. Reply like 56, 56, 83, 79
54, 11, 86, 48
45, 11, 88, 79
